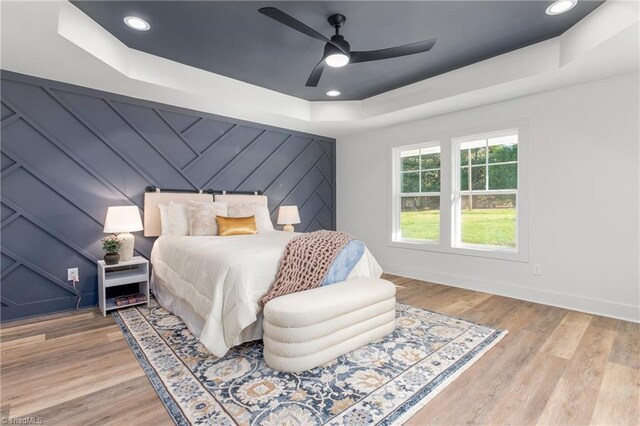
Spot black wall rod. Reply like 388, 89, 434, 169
145, 186, 262, 195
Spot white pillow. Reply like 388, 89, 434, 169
187, 201, 228, 236
168, 202, 191, 236
158, 204, 170, 235
255, 206, 275, 233
228, 203, 274, 233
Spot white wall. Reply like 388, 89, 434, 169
337, 72, 640, 322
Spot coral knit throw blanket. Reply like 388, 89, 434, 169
258, 230, 354, 307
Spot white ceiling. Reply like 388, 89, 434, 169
1, 1, 638, 138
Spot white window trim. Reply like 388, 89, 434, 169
388, 121, 529, 263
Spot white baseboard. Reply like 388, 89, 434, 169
381, 262, 640, 323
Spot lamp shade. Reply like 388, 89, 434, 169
277, 205, 301, 225
104, 206, 143, 233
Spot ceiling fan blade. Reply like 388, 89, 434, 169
258, 7, 349, 55
350, 38, 437, 64
305, 59, 325, 87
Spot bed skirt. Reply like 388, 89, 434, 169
151, 272, 264, 348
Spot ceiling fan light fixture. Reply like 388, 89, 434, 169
325, 53, 350, 68
258, 7, 437, 87
326, 90, 341, 97
546, 0, 577, 15
123, 16, 150, 31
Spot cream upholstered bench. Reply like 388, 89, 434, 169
262, 277, 396, 372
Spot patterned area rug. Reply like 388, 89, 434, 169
114, 299, 506, 425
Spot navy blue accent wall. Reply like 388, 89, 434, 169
0, 71, 336, 322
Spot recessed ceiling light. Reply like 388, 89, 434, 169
124, 16, 150, 31
546, 0, 577, 15
326, 90, 341, 97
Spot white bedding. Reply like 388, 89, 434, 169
150, 231, 383, 357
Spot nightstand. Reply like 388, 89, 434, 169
98, 256, 150, 317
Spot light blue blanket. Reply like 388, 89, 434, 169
321, 240, 365, 286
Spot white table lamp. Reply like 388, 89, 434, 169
104, 206, 143, 262
277, 205, 301, 232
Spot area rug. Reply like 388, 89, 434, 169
113, 299, 506, 425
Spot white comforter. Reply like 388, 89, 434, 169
150, 231, 382, 357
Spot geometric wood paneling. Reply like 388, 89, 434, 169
0, 70, 336, 322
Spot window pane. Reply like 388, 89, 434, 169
460, 194, 516, 248
401, 155, 420, 171
420, 152, 440, 170
421, 170, 440, 192
401, 172, 419, 193
470, 147, 486, 165
488, 163, 517, 189
459, 146, 487, 166
488, 143, 517, 163
460, 149, 468, 165
471, 166, 486, 190
460, 167, 469, 191
400, 196, 440, 241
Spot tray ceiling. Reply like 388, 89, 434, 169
72, 1, 604, 101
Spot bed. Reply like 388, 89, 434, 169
145, 191, 383, 357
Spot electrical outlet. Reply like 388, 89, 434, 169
532, 263, 542, 276
67, 267, 79, 281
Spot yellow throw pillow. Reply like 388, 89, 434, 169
216, 215, 257, 236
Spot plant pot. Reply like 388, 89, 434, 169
104, 252, 120, 265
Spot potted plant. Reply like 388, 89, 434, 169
102, 235, 122, 265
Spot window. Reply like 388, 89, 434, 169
397, 143, 441, 241
455, 130, 518, 249
391, 126, 526, 261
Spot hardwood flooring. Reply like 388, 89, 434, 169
1, 274, 638, 425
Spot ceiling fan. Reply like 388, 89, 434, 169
258, 7, 437, 87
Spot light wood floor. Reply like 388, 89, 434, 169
1, 274, 638, 425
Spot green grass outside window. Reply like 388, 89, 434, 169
400, 208, 516, 248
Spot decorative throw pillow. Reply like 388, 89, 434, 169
158, 204, 170, 235
216, 215, 257, 236
168, 202, 191, 236
187, 201, 228, 236
228, 203, 274, 233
